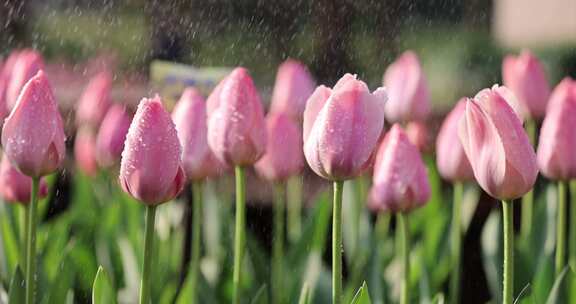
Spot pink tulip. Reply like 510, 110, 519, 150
405, 121, 428, 152
255, 112, 303, 181
459, 86, 538, 200
0, 156, 48, 204
537, 78, 576, 180
303, 73, 387, 181
383, 51, 430, 123
119, 95, 185, 205
269, 59, 316, 120
76, 71, 113, 127
207, 67, 267, 166
74, 127, 99, 176
6, 49, 44, 111
436, 99, 474, 182
502, 50, 550, 120
173, 87, 222, 181
368, 124, 430, 212
96, 104, 132, 168
2, 70, 66, 178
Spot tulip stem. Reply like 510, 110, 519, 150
570, 181, 576, 268
398, 212, 410, 304
233, 166, 246, 304
502, 199, 514, 304
190, 181, 203, 304
332, 180, 344, 304
272, 182, 285, 304
25, 177, 39, 304
449, 182, 463, 304
555, 182, 567, 276
140, 205, 157, 304
287, 176, 302, 244
520, 119, 536, 244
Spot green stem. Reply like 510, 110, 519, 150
449, 182, 463, 304
139, 205, 157, 304
502, 200, 514, 304
25, 178, 39, 304
332, 180, 344, 304
570, 181, 576, 268
287, 176, 302, 244
521, 119, 536, 243
272, 183, 285, 304
556, 182, 567, 276
233, 166, 246, 304
191, 182, 203, 304
22, 204, 29, 274
398, 212, 410, 304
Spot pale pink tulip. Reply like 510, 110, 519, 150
2, 70, 66, 178
0, 156, 48, 204
303, 73, 387, 181
76, 71, 113, 127
96, 104, 131, 167
119, 95, 185, 205
383, 51, 430, 123
459, 86, 538, 200
269, 59, 316, 120
405, 121, 428, 152
6, 50, 44, 111
74, 127, 98, 176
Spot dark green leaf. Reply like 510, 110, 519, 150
92, 266, 117, 304
8, 266, 25, 304
250, 284, 268, 304
350, 281, 371, 304
545, 267, 570, 304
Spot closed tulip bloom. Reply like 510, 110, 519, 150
207, 67, 267, 166
405, 121, 428, 152
269, 59, 316, 120
0, 156, 48, 203
459, 86, 538, 200
368, 124, 430, 212
537, 78, 576, 180
436, 99, 474, 182
74, 127, 98, 176
383, 51, 430, 123
76, 71, 113, 127
502, 50, 550, 119
2, 71, 66, 178
303, 73, 387, 181
96, 104, 131, 167
6, 50, 44, 111
119, 95, 185, 205
255, 112, 303, 181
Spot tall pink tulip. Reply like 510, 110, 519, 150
76, 71, 113, 127
74, 127, 98, 176
255, 112, 303, 181
6, 50, 44, 111
502, 50, 550, 120
269, 59, 316, 120
2, 70, 66, 178
436, 99, 474, 182
96, 104, 132, 167
0, 156, 48, 204
537, 78, 576, 180
207, 67, 266, 166
303, 74, 387, 181
383, 51, 430, 123
119, 95, 185, 205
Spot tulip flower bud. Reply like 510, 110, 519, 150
502, 50, 550, 120
436, 99, 474, 182
383, 51, 430, 123
303, 73, 387, 181
2, 70, 66, 178
119, 95, 185, 205
405, 121, 429, 152
96, 104, 131, 167
6, 49, 44, 111
368, 124, 430, 212
537, 78, 576, 181
459, 86, 538, 200
0, 156, 48, 204
269, 59, 316, 120
173, 87, 222, 181
207, 67, 267, 166
74, 127, 98, 176
76, 71, 113, 127
255, 112, 303, 181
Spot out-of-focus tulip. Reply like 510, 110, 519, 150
6, 50, 44, 111
269, 59, 316, 120
2, 71, 66, 178
383, 51, 430, 123
119, 95, 185, 205
207, 67, 267, 166
405, 121, 428, 152
436, 99, 474, 182
76, 71, 113, 127
255, 112, 303, 181
459, 86, 538, 200
303, 73, 387, 181
537, 78, 576, 181
0, 156, 48, 203
96, 104, 131, 167
368, 124, 430, 212
502, 50, 550, 120
74, 127, 98, 176
173, 87, 221, 181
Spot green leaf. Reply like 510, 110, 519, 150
92, 266, 117, 304
250, 284, 268, 304
0, 204, 21, 280
481, 210, 503, 303
350, 281, 371, 304
545, 267, 570, 304
431, 293, 445, 304
45, 256, 73, 304
298, 283, 312, 304
8, 266, 25, 304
